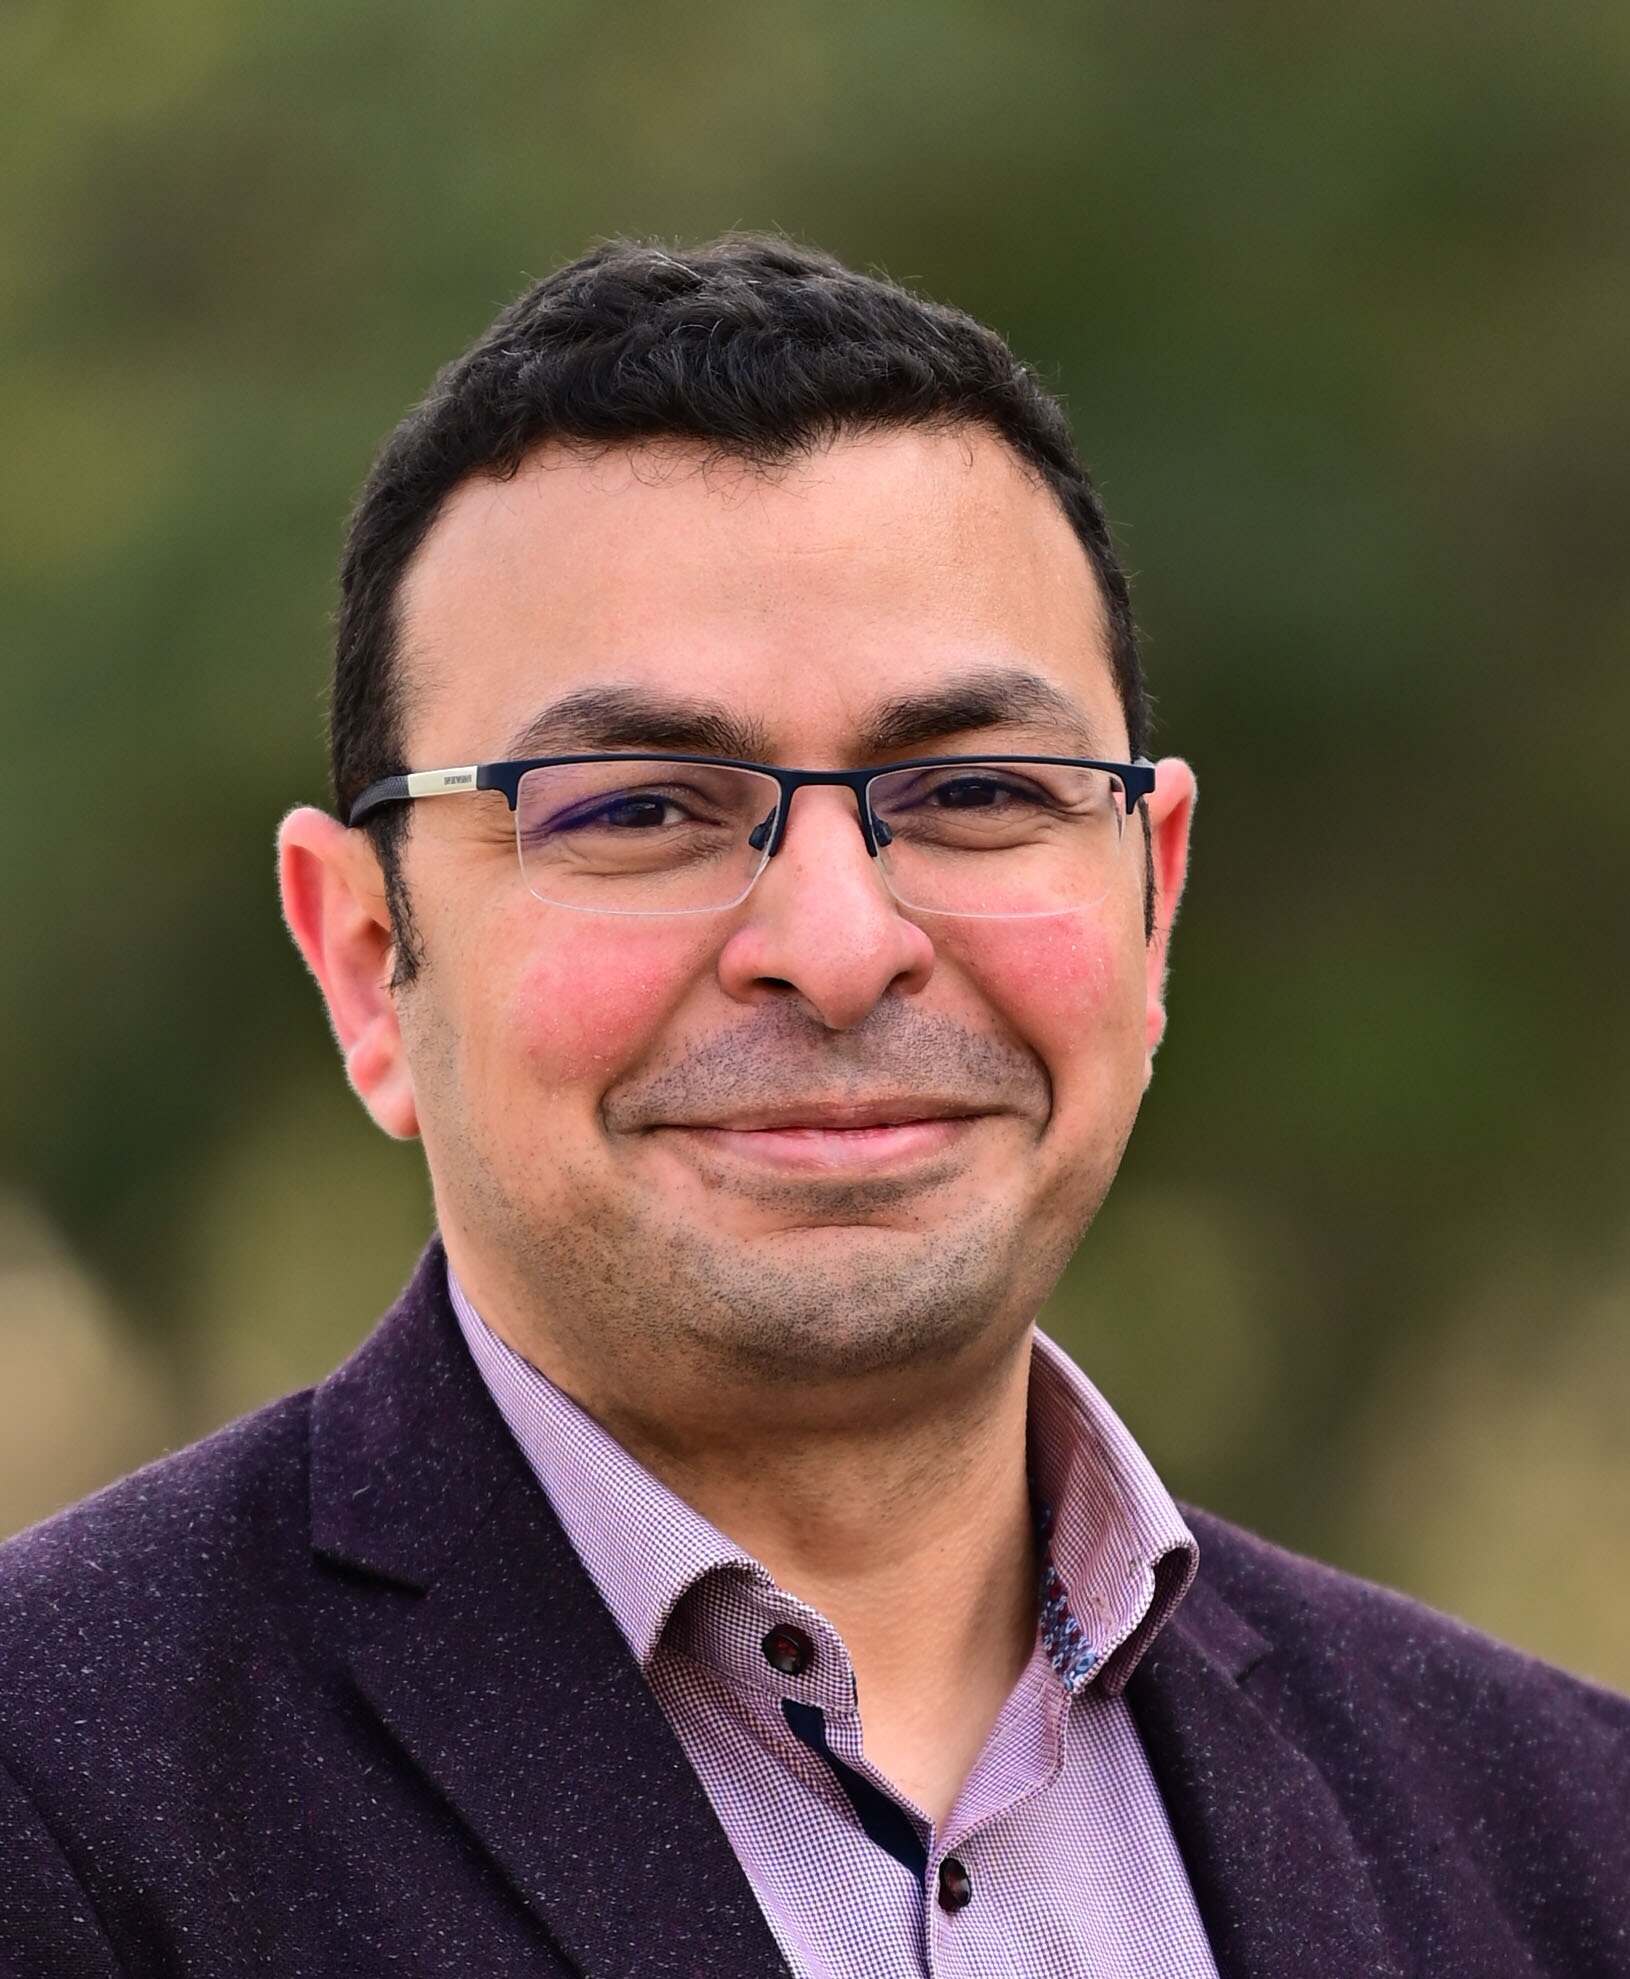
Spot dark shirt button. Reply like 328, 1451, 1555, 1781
761, 1625, 814, 1677
938, 1858, 973, 1912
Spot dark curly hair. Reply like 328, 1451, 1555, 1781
330, 234, 1149, 983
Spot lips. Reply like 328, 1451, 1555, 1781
645, 1102, 993, 1179
658, 1098, 992, 1133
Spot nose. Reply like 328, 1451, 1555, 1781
715, 786, 935, 1031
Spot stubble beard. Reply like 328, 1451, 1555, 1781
407, 981, 1125, 1392
444, 1124, 1116, 1394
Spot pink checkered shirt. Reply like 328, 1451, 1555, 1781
450, 1264, 1221, 1979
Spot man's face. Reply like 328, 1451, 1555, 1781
302, 427, 1193, 1397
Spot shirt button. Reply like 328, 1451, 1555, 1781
937, 1859, 973, 1912
761, 1625, 814, 1676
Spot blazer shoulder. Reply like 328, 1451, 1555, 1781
0, 1388, 315, 1693
1183, 1501, 1630, 1747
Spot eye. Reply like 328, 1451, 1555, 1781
869, 762, 1100, 853
924, 773, 1034, 810
591, 793, 680, 830
903, 769, 1053, 814
540, 788, 700, 836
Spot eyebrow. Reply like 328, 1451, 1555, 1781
497, 666, 1110, 766
501, 686, 772, 762
857, 668, 1109, 757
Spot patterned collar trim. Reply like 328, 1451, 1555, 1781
1027, 1331, 1198, 1695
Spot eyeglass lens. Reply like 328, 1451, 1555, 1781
514, 759, 1129, 917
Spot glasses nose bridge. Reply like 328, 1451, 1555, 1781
760, 769, 881, 862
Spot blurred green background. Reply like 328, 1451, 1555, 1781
3, 1, 1627, 1686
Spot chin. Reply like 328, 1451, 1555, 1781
648, 1213, 1044, 1386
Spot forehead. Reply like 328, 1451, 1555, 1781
396, 425, 1122, 765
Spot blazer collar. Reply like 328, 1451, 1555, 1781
308, 1235, 792, 1979
1127, 1559, 1407, 1979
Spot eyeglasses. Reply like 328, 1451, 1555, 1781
347, 752, 1157, 919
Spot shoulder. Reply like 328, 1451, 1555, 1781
0, 1391, 315, 1740
1184, 1501, 1630, 1766
0, 1386, 313, 1597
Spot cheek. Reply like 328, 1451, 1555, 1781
953, 913, 1133, 1037
945, 910, 1147, 1125
504, 919, 708, 1087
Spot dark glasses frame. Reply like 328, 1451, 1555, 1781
346, 752, 1158, 860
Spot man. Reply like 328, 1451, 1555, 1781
0, 237, 1625, 1979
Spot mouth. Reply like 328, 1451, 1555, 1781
650, 1099, 996, 1174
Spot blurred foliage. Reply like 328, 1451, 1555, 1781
2, 0, 1627, 1684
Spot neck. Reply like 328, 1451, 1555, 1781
454, 1238, 1042, 1827
626, 1348, 1042, 1827
604, 1338, 1038, 1655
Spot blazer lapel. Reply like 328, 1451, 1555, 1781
1127, 1570, 1406, 1979
309, 1239, 791, 1979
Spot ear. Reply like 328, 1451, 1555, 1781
1141, 758, 1196, 1083
277, 806, 420, 1139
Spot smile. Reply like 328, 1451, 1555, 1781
654, 1112, 989, 1174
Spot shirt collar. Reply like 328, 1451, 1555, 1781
448, 1260, 1196, 1696
1027, 1330, 1198, 1694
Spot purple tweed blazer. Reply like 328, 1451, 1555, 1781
1, 1236, 1627, 1977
